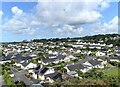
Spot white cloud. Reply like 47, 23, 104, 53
35, 1, 105, 26
99, 0, 109, 11
3, 0, 113, 36
90, 16, 118, 34
0, 10, 3, 17
56, 24, 83, 35
11, 6, 23, 15
3, 6, 37, 35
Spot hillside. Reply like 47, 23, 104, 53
32, 34, 120, 46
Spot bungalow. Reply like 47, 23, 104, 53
96, 51, 106, 56
32, 66, 54, 80
0, 55, 12, 61
26, 62, 37, 69
44, 72, 63, 83
19, 60, 37, 69
114, 46, 120, 56
20, 60, 30, 69
46, 54, 56, 59
67, 71, 78, 77
97, 58, 107, 65
0, 56, 11, 64
14, 59, 23, 67
64, 54, 77, 62
108, 56, 120, 62
29, 65, 41, 79
88, 59, 104, 69
57, 54, 66, 62
72, 43, 83, 48
14, 54, 31, 60
42, 58, 58, 65
65, 63, 86, 73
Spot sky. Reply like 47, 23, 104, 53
0, 0, 119, 42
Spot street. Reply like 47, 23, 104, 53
10, 67, 32, 86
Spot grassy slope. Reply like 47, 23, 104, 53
105, 67, 120, 77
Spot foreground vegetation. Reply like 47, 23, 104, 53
49, 76, 120, 86
49, 67, 120, 86
2, 62, 26, 87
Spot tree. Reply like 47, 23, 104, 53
19, 81, 26, 87
60, 68, 67, 73
75, 69, 83, 76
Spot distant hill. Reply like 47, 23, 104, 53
2, 34, 120, 46
32, 34, 120, 46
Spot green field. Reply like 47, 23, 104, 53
0, 50, 2, 57
105, 67, 120, 77
0, 64, 2, 74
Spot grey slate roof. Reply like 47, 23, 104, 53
15, 54, 31, 60
67, 63, 85, 71
39, 67, 49, 75
88, 59, 101, 66
109, 56, 120, 61
45, 72, 62, 81
34, 67, 49, 75
42, 58, 57, 63
0, 55, 12, 61
21, 60, 30, 67
57, 54, 66, 60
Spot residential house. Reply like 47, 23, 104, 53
88, 59, 104, 69
67, 71, 78, 77
42, 58, 58, 65
115, 46, 120, 56
44, 72, 63, 83
65, 63, 86, 73
32, 66, 54, 80
96, 51, 106, 56
64, 54, 77, 62
108, 56, 120, 62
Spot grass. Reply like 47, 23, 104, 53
0, 64, 2, 74
104, 67, 120, 77
94, 63, 113, 73
4, 72, 14, 85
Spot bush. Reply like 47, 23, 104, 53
25, 74, 30, 78
4, 72, 14, 86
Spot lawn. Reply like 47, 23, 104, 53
94, 63, 113, 73
0, 64, 1, 74
104, 67, 120, 77
0, 50, 2, 57
4, 72, 14, 85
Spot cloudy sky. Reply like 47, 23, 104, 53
1, 0, 119, 42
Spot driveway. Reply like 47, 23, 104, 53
10, 67, 19, 73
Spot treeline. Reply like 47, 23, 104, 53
32, 37, 73, 42
81, 34, 120, 46
32, 34, 120, 46
2, 34, 120, 46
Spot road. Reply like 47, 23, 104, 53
10, 67, 19, 73
0, 74, 6, 87
0, 75, 2, 87
10, 67, 32, 86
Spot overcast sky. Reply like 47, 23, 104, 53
1, 0, 119, 42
